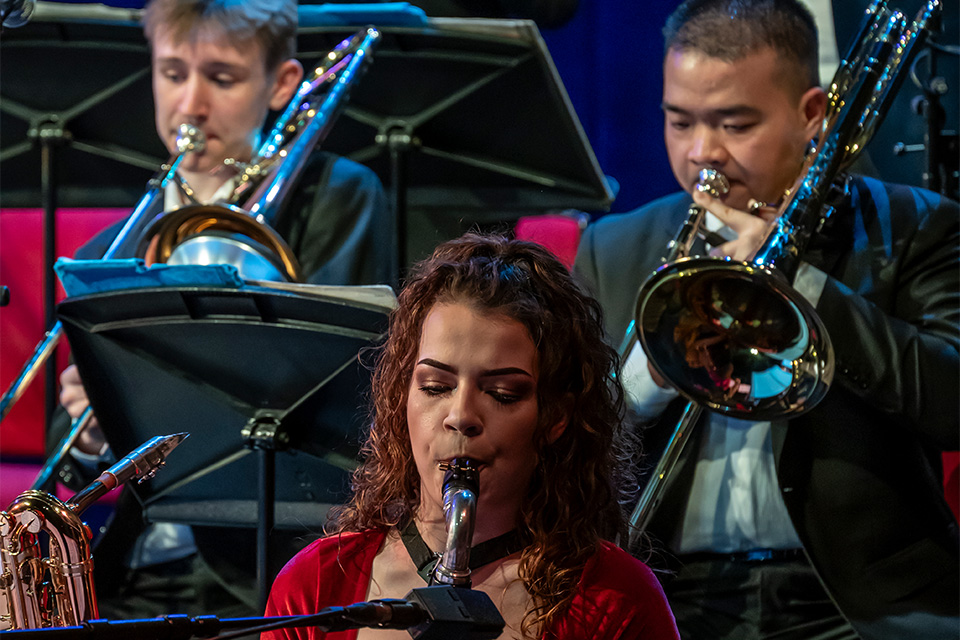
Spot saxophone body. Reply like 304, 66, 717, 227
0, 433, 186, 630
0, 491, 97, 629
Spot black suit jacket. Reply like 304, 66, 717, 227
574, 175, 960, 639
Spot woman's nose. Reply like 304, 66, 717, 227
443, 388, 483, 437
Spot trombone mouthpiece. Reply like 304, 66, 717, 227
176, 124, 205, 154
695, 168, 730, 198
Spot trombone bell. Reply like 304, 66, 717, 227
137, 204, 302, 282
637, 256, 834, 420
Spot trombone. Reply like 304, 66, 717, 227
626, 0, 942, 547
0, 28, 380, 481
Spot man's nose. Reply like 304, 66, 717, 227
443, 388, 483, 437
688, 126, 727, 166
179, 75, 209, 121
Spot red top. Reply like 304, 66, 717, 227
263, 530, 679, 640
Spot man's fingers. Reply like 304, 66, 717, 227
747, 198, 780, 223
692, 189, 744, 226
59, 364, 82, 387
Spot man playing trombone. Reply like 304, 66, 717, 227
574, 0, 959, 638
50, 0, 396, 620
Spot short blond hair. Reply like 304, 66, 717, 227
142, 0, 297, 71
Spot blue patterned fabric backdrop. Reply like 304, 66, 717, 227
541, 1, 678, 215
541, 0, 958, 214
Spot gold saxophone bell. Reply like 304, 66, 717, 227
0, 434, 187, 630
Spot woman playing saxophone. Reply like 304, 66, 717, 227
264, 233, 680, 639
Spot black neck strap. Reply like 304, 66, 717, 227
398, 519, 524, 584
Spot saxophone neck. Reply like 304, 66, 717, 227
430, 458, 480, 588
66, 433, 188, 513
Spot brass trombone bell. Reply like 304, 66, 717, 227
137, 204, 303, 282
637, 256, 834, 420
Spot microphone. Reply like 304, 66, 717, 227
403, 586, 505, 640
1, 0, 34, 28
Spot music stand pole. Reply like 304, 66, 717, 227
242, 414, 286, 611
386, 130, 411, 274
36, 118, 69, 444
258, 447, 275, 612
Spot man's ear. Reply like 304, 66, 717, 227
268, 59, 304, 111
546, 393, 573, 444
798, 85, 828, 142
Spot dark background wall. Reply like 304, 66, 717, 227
2, 0, 954, 215
542, 0, 677, 214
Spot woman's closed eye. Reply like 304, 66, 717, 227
487, 388, 522, 404
418, 384, 451, 397
417, 383, 526, 405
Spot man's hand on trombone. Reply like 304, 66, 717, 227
59, 364, 107, 456
692, 189, 779, 262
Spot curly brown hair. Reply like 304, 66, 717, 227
332, 233, 634, 637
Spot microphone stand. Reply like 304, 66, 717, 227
0, 587, 505, 640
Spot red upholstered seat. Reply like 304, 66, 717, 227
514, 212, 588, 271
0, 208, 128, 458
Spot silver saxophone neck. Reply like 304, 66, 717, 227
430, 458, 480, 588
65, 433, 189, 513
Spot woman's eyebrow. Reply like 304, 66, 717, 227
415, 359, 532, 378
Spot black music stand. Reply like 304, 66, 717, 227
0, 6, 163, 430
295, 16, 616, 266
57, 277, 393, 609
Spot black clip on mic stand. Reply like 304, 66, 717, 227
0, 586, 505, 640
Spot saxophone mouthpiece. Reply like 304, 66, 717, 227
431, 458, 480, 587
132, 432, 189, 483
439, 458, 480, 495
106, 431, 190, 487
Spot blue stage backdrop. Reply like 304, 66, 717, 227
542, 1, 678, 216
542, 0, 958, 215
